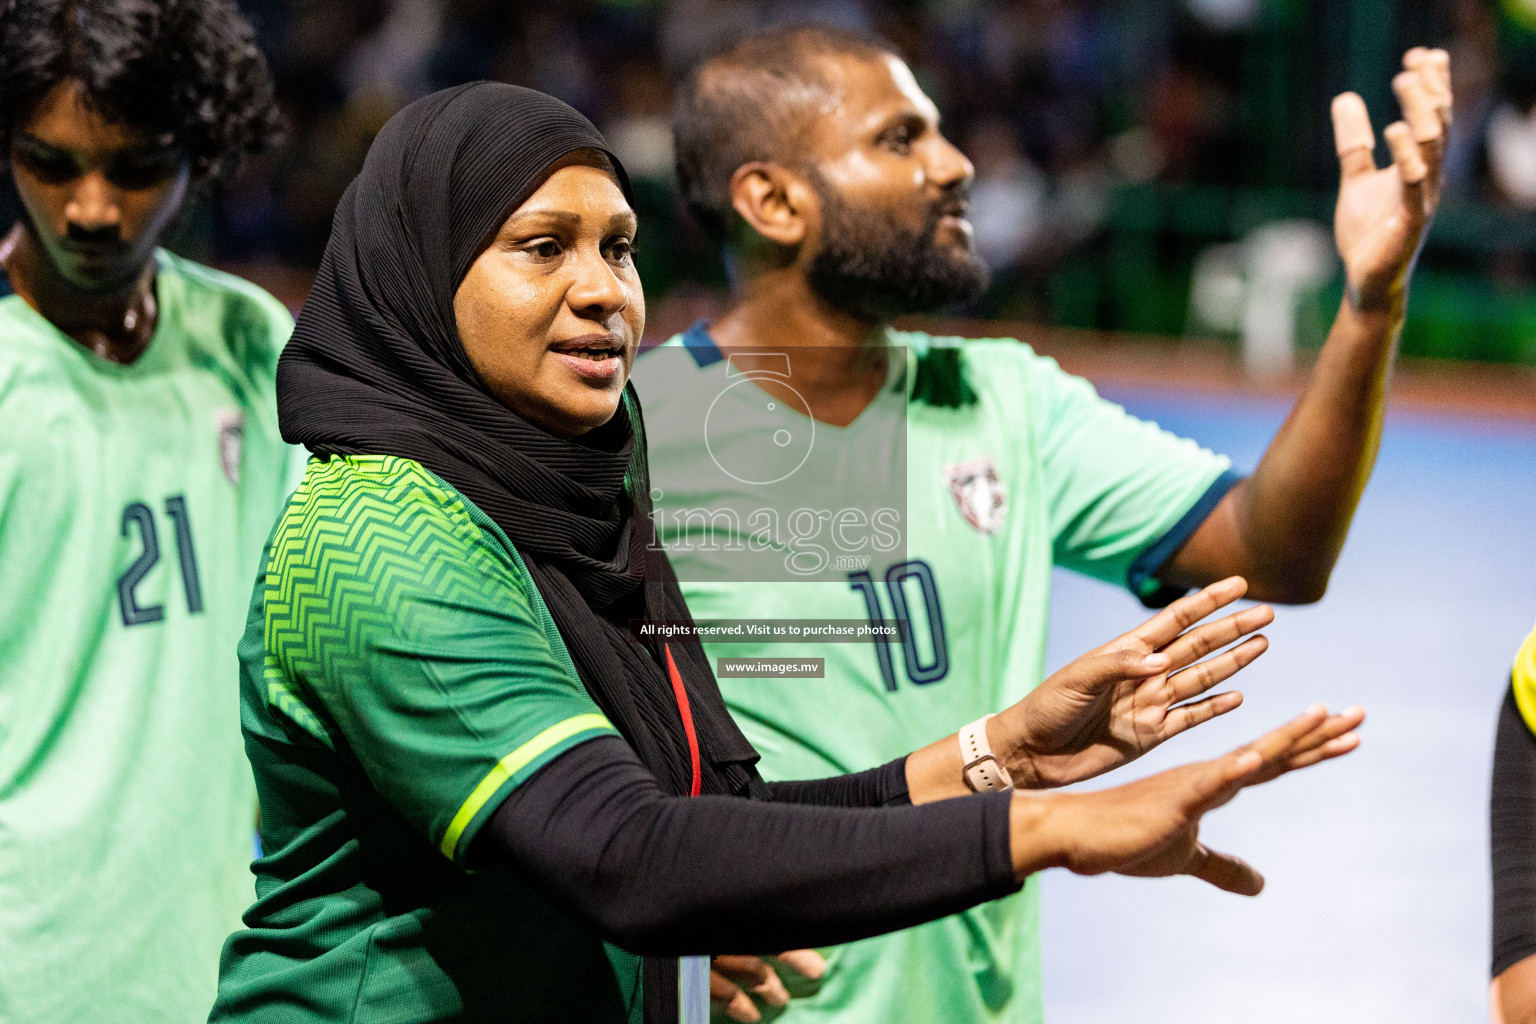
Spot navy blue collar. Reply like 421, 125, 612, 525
680, 319, 723, 367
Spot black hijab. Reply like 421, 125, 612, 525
276, 82, 761, 805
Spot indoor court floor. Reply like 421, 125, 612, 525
1040, 386, 1536, 1023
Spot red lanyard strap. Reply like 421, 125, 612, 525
664, 644, 702, 797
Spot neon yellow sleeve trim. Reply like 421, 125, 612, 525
1512, 625, 1536, 736
439, 712, 616, 860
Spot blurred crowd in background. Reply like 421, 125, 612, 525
117, 0, 1536, 363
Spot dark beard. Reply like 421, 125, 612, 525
804, 173, 989, 322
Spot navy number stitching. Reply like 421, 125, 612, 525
848, 571, 900, 692
884, 560, 949, 684
117, 503, 165, 626
164, 495, 204, 614
847, 559, 949, 689
117, 495, 205, 626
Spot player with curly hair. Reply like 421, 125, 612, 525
0, 2, 299, 1020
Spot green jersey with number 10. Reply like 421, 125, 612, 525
0, 251, 303, 1024
633, 325, 1236, 1024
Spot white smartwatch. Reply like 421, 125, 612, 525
959, 713, 1014, 793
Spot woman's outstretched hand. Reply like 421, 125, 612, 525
997, 576, 1272, 789
1009, 704, 1365, 893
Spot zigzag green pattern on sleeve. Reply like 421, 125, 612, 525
260, 454, 520, 729
264, 676, 332, 745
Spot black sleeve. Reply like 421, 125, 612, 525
763, 757, 911, 808
478, 736, 1016, 956
1492, 681, 1536, 978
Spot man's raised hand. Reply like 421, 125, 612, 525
996, 576, 1273, 789
1331, 47, 1452, 314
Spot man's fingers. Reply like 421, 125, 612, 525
1395, 69, 1441, 143
710, 970, 761, 1023
1395, 68, 1444, 199
712, 955, 789, 1008
753, 968, 790, 1008
774, 948, 827, 981
713, 955, 774, 989
1158, 603, 1273, 676
1187, 843, 1265, 896
1128, 576, 1248, 650
1164, 689, 1243, 738
1332, 92, 1377, 178
1385, 121, 1429, 212
1406, 46, 1453, 127
1433, 49, 1454, 124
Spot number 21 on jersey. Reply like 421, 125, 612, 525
118, 494, 204, 627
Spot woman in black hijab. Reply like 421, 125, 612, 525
210, 83, 1362, 1024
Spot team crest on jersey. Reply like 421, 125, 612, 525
216, 411, 244, 486
944, 456, 1008, 534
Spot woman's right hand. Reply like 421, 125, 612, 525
1009, 704, 1365, 892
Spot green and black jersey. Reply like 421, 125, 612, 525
211, 454, 638, 1024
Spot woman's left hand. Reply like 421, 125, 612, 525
995, 576, 1272, 789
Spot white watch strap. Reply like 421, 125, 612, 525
959, 713, 1013, 793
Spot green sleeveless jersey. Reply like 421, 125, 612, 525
632, 326, 1236, 1024
0, 252, 302, 1023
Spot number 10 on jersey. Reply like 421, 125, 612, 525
848, 561, 949, 691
